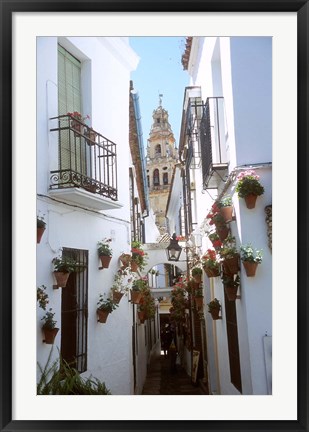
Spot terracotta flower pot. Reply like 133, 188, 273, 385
195, 296, 204, 310
71, 119, 82, 136
216, 225, 229, 241
37, 227, 45, 244
112, 291, 124, 304
220, 206, 233, 222
224, 284, 238, 301
242, 261, 259, 277
223, 255, 240, 275
97, 309, 109, 323
193, 274, 202, 284
244, 194, 258, 209
99, 255, 112, 269
138, 310, 146, 323
53, 271, 70, 288
119, 254, 131, 268
130, 290, 142, 304
42, 327, 59, 344
210, 309, 220, 320
203, 266, 220, 278
131, 261, 139, 272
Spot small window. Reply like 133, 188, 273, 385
163, 173, 168, 185
153, 169, 160, 186
155, 144, 161, 156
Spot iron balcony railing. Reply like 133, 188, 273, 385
200, 97, 228, 188
49, 114, 118, 201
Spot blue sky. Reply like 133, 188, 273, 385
129, 37, 190, 150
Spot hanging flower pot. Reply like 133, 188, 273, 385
216, 225, 229, 241
220, 206, 233, 222
119, 253, 132, 268
203, 266, 220, 278
53, 271, 70, 288
131, 261, 139, 272
138, 310, 146, 323
195, 296, 204, 310
242, 261, 259, 277
210, 308, 220, 320
224, 284, 238, 301
244, 194, 258, 209
99, 255, 112, 269
97, 308, 110, 323
130, 289, 142, 304
42, 327, 59, 344
112, 291, 124, 304
37, 227, 46, 244
222, 255, 239, 275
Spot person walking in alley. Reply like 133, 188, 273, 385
161, 324, 172, 358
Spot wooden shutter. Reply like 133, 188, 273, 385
58, 45, 86, 176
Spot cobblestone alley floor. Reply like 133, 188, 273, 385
142, 353, 205, 395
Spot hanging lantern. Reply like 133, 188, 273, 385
166, 233, 182, 262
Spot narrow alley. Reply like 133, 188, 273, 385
142, 352, 206, 395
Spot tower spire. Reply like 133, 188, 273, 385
159, 93, 163, 107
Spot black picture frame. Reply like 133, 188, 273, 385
1, 1, 308, 431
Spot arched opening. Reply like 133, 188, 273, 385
155, 144, 161, 156
163, 172, 168, 185
153, 168, 160, 186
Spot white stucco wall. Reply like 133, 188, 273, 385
183, 36, 272, 395
36, 36, 153, 395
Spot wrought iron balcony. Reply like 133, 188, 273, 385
49, 115, 120, 210
200, 97, 229, 189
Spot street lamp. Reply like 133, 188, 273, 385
166, 233, 182, 262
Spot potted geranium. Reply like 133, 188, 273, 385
219, 236, 240, 275
37, 285, 49, 310
37, 215, 46, 244
207, 204, 230, 241
67, 111, 90, 136
218, 195, 234, 222
41, 308, 59, 344
207, 298, 221, 320
97, 294, 118, 323
52, 255, 77, 288
208, 232, 223, 250
97, 238, 113, 269
201, 249, 220, 277
131, 241, 147, 272
235, 169, 265, 209
222, 274, 240, 301
119, 253, 132, 269
191, 267, 203, 283
240, 244, 263, 277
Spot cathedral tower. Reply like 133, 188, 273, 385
146, 96, 178, 234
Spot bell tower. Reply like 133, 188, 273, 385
146, 95, 178, 234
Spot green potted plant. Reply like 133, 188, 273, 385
208, 231, 223, 250
222, 274, 240, 301
191, 267, 203, 283
110, 269, 131, 304
97, 238, 113, 269
235, 169, 265, 209
131, 241, 148, 272
130, 276, 148, 304
194, 287, 204, 310
37, 215, 46, 244
52, 255, 77, 288
201, 249, 221, 277
97, 294, 118, 323
207, 298, 221, 320
218, 194, 234, 222
240, 244, 263, 277
37, 285, 49, 310
41, 308, 59, 344
219, 236, 240, 275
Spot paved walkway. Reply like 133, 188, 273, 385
142, 353, 204, 395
